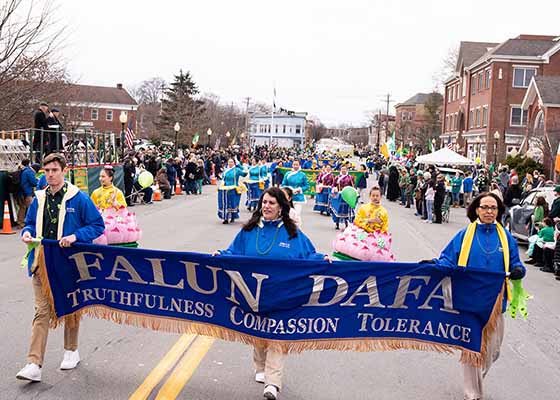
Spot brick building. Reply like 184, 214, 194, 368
441, 35, 560, 164
394, 92, 442, 149
64, 83, 138, 135
521, 76, 560, 174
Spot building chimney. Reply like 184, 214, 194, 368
116, 83, 123, 89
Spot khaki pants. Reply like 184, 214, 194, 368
253, 346, 285, 390
463, 192, 473, 207
463, 314, 504, 400
16, 195, 33, 226
27, 272, 80, 366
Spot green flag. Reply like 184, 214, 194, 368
192, 132, 200, 145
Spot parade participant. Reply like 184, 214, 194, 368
281, 159, 309, 221
16, 153, 104, 382
214, 187, 329, 400
386, 165, 400, 202
246, 159, 263, 211
313, 164, 334, 215
90, 166, 127, 211
15, 159, 39, 228
433, 174, 446, 224
259, 159, 270, 189
354, 186, 388, 233
218, 158, 247, 224
281, 187, 301, 227
330, 165, 355, 230
356, 164, 369, 204
427, 192, 525, 400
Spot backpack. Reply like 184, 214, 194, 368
6, 169, 22, 193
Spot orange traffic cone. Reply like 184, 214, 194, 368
1, 201, 16, 235
175, 184, 182, 195
210, 175, 217, 185
153, 189, 162, 201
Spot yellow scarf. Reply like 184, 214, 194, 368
458, 221, 511, 301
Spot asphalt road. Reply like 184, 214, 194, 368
1, 182, 560, 400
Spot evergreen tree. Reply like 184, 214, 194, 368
156, 70, 206, 147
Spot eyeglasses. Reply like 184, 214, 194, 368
478, 205, 498, 212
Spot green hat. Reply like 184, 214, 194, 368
555, 185, 560, 193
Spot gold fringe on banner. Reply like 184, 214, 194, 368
36, 246, 503, 367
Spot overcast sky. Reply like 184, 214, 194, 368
60, 0, 559, 127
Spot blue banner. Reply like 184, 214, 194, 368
38, 240, 505, 363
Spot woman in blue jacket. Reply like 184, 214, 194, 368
218, 158, 247, 224
431, 192, 525, 400
216, 187, 329, 400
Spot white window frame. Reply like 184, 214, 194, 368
485, 69, 491, 89
475, 108, 481, 127
469, 109, 474, 129
455, 112, 459, 130
510, 106, 527, 127
106, 110, 113, 121
482, 106, 488, 127
91, 108, 98, 120
512, 67, 537, 88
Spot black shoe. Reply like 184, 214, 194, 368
525, 258, 537, 265
230, 218, 235, 223
534, 262, 544, 267
335, 224, 340, 230
222, 220, 229, 224
556, 276, 560, 281
540, 266, 554, 273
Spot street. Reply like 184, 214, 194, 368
2, 182, 560, 400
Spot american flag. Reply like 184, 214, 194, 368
125, 118, 135, 149
447, 136, 453, 150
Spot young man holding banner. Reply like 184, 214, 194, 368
16, 153, 104, 382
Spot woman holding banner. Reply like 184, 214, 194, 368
90, 166, 127, 210
428, 192, 525, 400
281, 160, 309, 223
313, 164, 334, 215
218, 159, 247, 224
215, 187, 329, 400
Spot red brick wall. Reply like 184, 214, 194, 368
542, 52, 560, 76
64, 106, 137, 133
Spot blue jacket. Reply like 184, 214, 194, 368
435, 222, 525, 312
22, 183, 105, 276
463, 177, 473, 193
281, 170, 309, 203
220, 219, 325, 259
37, 175, 47, 190
19, 166, 38, 197
221, 165, 247, 187
248, 165, 261, 181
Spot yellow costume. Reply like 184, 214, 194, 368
90, 184, 127, 210
354, 203, 389, 233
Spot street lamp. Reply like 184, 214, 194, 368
226, 131, 231, 147
174, 122, 181, 155
119, 111, 127, 160
493, 130, 500, 166
206, 128, 212, 149
431, 138, 436, 152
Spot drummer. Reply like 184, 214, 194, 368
281, 159, 309, 222
313, 164, 334, 215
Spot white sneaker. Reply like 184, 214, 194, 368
60, 350, 80, 370
16, 363, 42, 382
263, 384, 278, 399
255, 371, 265, 384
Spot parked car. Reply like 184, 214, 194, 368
504, 186, 556, 242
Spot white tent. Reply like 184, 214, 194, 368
415, 147, 474, 166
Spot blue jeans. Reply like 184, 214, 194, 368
426, 199, 434, 221
452, 192, 460, 204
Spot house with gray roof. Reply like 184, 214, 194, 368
441, 34, 560, 169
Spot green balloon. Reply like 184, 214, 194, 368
138, 171, 154, 189
341, 186, 358, 208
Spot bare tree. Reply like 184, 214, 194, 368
130, 77, 166, 105
432, 46, 459, 90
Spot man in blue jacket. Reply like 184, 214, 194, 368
16, 153, 104, 383
15, 159, 38, 228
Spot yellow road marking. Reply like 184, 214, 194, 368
155, 336, 215, 400
129, 334, 197, 400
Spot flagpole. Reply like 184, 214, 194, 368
271, 84, 275, 147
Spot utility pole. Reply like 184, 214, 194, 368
376, 110, 381, 151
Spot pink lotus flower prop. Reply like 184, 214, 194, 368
332, 225, 395, 262
95, 206, 142, 245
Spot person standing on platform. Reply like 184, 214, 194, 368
218, 158, 247, 224
214, 187, 329, 400
259, 159, 270, 189
16, 153, 104, 382
32, 102, 50, 162
386, 165, 400, 202
281, 160, 309, 223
